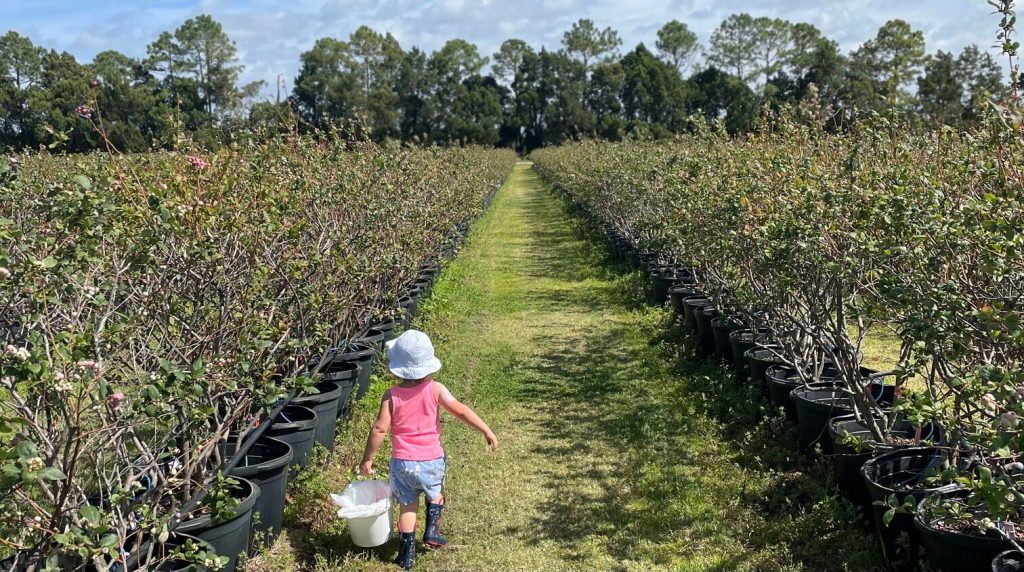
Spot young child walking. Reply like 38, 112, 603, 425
360, 329, 498, 570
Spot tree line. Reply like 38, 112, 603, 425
0, 14, 1010, 153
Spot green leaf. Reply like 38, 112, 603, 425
882, 508, 896, 526
73, 175, 92, 190
79, 505, 101, 524
40, 256, 58, 269
37, 466, 66, 481
15, 440, 37, 459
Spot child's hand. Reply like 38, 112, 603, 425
359, 460, 374, 475
484, 431, 498, 452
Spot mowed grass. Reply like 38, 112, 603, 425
244, 162, 882, 571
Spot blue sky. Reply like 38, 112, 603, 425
0, 0, 1010, 98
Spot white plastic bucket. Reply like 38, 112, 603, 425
347, 510, 394, 547
330, 480, 393, 548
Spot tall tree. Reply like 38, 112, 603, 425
91, 50, 166, 151
0, 31, 46, 89
0, 31, 46, 148
786, 23, 829, 79
956, 44, 1009, 119
293, 37, 356, 127
586, 62, 626, 140
430, 39, 487, 86
620, 44, 689, 134
492, 39, 534, 87
512, 48, 592, 149
145, 32, 178, 84
705, 13, 759, 83
170, 15, 244, 115
688, 66, 758, 134
768, 33, 847, 122
346, 26, 404, 139
27, 50, 96, 151
751, 17, 793, 88
428, 39, 488, 142
397, 47, 433, 142
561, 19, 622, 71
848, 19, 926, 107
449, 75, 505, 145
655, 20, 699, 74
917, 51, 963, 124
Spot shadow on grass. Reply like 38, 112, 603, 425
510, 173, 885, 571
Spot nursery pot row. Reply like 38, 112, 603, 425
577, 193, 1007, 572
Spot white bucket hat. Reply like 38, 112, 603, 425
385, 330, 442, 380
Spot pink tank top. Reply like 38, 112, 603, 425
390, 380, 444, 461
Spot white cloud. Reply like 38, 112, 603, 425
2, 0, 1010, 99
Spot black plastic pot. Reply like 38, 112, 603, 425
650, 273, 677, 306
861, 447, 952, 569
369, 318, 399, 346
318, 358, 360, 416
828, 415, 938, 512
399, 295, 416, 327
861, 370, 898, 407
682, 297, 711, 335
292, 381, 345, 451
332, 340, 376, 403
668, 285, 699, 317
650, 267, 694, 305
320, 359, 360, 384
694, 305, 718, 357
177, 477, 260, 572
916, 503, 1013, 572
226, 436, 292, 547
994, 550, 1024, 572
765, 365, 801, 422
359, 327, 387, 350
729, 329, 765, 382
710, 317, 742, 364
414, 277, 433, 298
418, 264, 440, 280
265, 405, 317, 471
792, 383, 853, 453
745, 345, 784, 394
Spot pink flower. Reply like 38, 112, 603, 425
982, 393, 998, 411
187, 155, 210, 170
108, 392, 125, 409
75, 105, 93, 119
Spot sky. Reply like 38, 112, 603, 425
0, 0, 1011, 98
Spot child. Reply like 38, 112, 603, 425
359, 329, 498, 570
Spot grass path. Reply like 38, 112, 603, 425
247, 162, 881, 572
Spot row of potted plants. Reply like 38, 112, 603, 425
155, 223, 472, 572
530, 103, 1024, 571
0, 139, 515, 570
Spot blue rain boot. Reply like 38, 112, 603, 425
423, 502, 448, 548
396, 531, 416, 570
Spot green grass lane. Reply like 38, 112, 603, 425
246, 162, 881, 572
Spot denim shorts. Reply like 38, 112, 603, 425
389, 457, 446, 505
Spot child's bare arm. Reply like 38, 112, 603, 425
436, 383, 498, 451
359, 391, 392, 474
